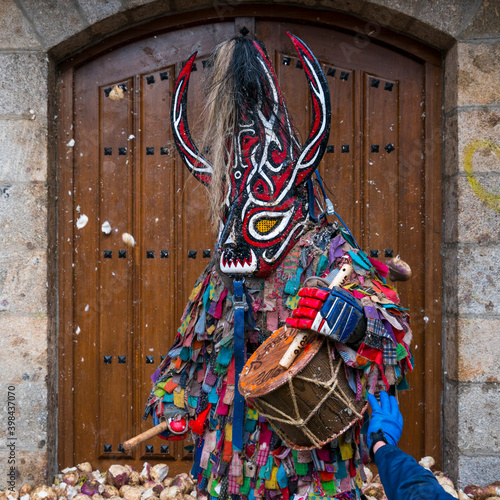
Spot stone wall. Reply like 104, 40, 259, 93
443, 20, 500, 484
0, 0, 498, 490
0, 4, 51, 484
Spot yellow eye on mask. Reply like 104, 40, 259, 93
256, 218, 278, 234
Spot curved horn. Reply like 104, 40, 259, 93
171, 53, 213, 187
287, 33, 331, 185
251, 39, 299, 150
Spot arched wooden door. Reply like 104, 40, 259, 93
58, 11, 442, 473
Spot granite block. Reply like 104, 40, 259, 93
0, 315, 48, 489
0, 53, 48, 118
0, 316, 48, 444
443, 378, 459, 479
0, 182, 48, 251
458, 316, 500, 383
404, 11, 456, 50
442, 243, 458, 317
318, 0, 364, 13
457, 454, 500, 489
77, 0, 122, 25
0, 0, 41, 49
461, 0, 500, 39
457, 40, 500, 108
0, 450, 48, 489
443, 170, 459, 244
0, 250, 47, 315
444, 112, 459, 178
17, 0, 87, 48
359, 1, 415, 32
457, 383, 500, 454
413, 0, 478, 40
0, 120, 48, 183
445, 173, 500, 244
456, 244, 500, 316
89, 11, 130, 38
456, 107, 500, 158
123, 0, 177, 23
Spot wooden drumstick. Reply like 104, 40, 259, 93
328, 263, 353, 289
278, 264, 354, 369
123, 421, 168, 451
279, 329, 310, 369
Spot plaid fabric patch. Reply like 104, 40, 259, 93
256, 442, 271, 467
335, 344, 358, 367
362, 318, 384, 349
383, 339, 398, 365
230, 452, 243, 476
338, 349, 353, 365
368, 318, 391, 339
228, 475, 240, 495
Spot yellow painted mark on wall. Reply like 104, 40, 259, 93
463, 139, 500, 212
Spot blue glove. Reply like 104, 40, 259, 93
367, 391, 403, 451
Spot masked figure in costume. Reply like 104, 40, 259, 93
144, 33, 414, 500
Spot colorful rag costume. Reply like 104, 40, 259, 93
144, 34, 414, 500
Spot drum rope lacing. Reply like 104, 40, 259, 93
250, 339, 364, 448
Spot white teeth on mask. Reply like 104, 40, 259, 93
220, 249, 258, 274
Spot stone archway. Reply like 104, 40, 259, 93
0, 0, 498, 489
56, 8, 443, 474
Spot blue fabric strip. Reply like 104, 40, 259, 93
232, 279, 246, 452
192, 437, 204, 476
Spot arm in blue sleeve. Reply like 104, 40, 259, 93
374, 445, 457, 500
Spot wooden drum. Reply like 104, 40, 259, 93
239, 326, 368, 450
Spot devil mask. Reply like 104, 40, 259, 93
171, 33, 331, 277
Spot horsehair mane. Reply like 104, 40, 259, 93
201, 36, 301, 231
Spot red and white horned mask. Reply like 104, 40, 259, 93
171, 33, 331, 277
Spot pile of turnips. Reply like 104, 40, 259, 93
0, 463, 195, 500
0, 459, 498, 500
362, 456, 500, 500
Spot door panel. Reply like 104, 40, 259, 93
59, 16, 442, 472
98, 77, 135, 460
135, 65, 178, 464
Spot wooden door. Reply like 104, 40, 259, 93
58, 12, 442, 473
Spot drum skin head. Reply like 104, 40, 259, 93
239, 326, 323, 398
